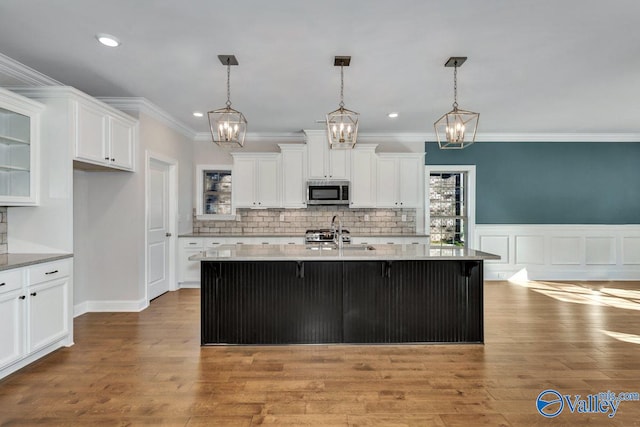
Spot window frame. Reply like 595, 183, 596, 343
195, 164, 236, 220
425, 165, 476, 248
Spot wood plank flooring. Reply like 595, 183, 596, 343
1, 280, 640, 426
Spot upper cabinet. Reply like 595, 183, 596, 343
231, 153, 281, 209
14, 87, 137, 172
350, 144, 377, 208
279, 144, 307, 208
305, 130, 350, 180
376, 153, 425, 208
0, 88, 43, 206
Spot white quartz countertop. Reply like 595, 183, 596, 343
189, 244, 500, 262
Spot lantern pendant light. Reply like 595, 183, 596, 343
434, 57, 479, 149
326, 56, 359, 149
208, 55, 247, 148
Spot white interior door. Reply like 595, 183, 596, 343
147, 159, 171, 300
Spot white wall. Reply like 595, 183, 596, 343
73, 111, 193, 314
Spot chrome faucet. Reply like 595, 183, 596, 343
331, 215, 343, 249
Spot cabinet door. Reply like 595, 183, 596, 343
75, 101, 107, 165
28, 278, 69, 353
0, 290, 25, 368
376, 157, 398, 207
350, 148, 376, 208
398, 157, 422, 208
306, 133, 328, 179
179, 248, 203, 284
280, 146, 306, 208
233, 157, 257, 207
256, 157, 280, 207
328, 149, 350, 180
109, 116, 134, 170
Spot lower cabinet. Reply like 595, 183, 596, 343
0, 258, 72, 380
178, 237, 304, 287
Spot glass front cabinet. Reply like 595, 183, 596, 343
196, 164, 235, 219
0, 88, 43, 205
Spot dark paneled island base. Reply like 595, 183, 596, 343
201, 259, 483, 345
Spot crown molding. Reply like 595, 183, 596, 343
471, 132, 640, 142
0, 52, 61, 86
97, 97, 197, 139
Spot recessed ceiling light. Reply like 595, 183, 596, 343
96, 33, 120, 47
193, 112, 204, 118
388, 112, 399, 118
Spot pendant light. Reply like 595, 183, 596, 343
326, 56, 359, 149
208, 55, 247, 148
434, 57, 479, 149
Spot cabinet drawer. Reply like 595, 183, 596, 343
0, 269, 24, 294
29, 260, 71, 285
181, 238, 204, 249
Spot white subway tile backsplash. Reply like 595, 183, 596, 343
192, 206, 416, 235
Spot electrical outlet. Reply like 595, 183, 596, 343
497, 272, 507, 279
364, 214, 370, 221
279, 213, 285, 222
401, 214, 407, 222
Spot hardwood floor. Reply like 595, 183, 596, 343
1, 280, 640, 426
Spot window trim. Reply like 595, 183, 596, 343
425, 165, 476, 248
195, 164, 236, 220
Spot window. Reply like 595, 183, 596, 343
196, 164, 235, 219
425, 165, 475, 248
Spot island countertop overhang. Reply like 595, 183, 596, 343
189, 244, 500, 262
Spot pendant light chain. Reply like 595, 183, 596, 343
225, 59, 232, 108
452, 61, 458, 111
339, 65, 345, 109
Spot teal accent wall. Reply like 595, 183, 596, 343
424, 141, 640, 224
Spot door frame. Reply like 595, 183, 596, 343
425, 165, 476, 247
145, 150, 179, 303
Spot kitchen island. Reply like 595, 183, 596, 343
192, 244, 499, 345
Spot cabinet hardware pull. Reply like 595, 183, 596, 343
0, 282, 5, 287
111, 158, 115, 161
19, 295, 26, 300
104, 156, 110, 160
189, 242, 197, 245
30, 292, 37, 296
165, 232, 172, 237
45, 270, 59, 275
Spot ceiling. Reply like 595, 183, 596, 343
1, 0, 640, 138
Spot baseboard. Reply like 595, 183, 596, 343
179, 282, 201, 289
73, 298, 148, 317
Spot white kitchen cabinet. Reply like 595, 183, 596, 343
350, 144, 377, 208
14, 87, 137, 172
178, 238, 204, 287
0, 269, 25, 368
75, 101, 136, 171
305, 129, 350, 180
0, 258, 73, 380
376, 153, 424, 208
279, 144, 307, 208
232, 153, 281, 208
0, 88, 43, 206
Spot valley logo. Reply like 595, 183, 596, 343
536, 389, 639, 418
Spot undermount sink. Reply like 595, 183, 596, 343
305, 244, 375, 251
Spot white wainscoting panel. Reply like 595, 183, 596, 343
622, 237, 640, 265
515, 236, 545, 265
550, 237, 581, 265
478, 235, 509, 264
475, 225, 640, 281
585, 237, 616, 265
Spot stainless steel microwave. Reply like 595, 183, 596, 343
306, 180, 350, 205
